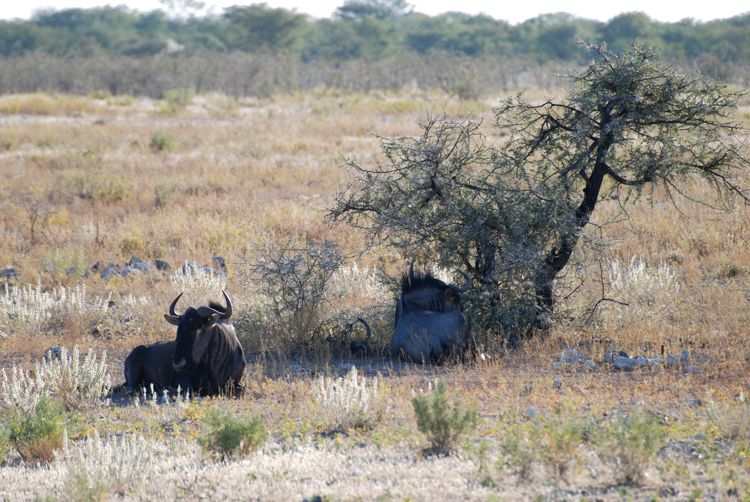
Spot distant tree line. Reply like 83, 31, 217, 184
0, 0, 748, 95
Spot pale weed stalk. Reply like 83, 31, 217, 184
313, 367, 379, 432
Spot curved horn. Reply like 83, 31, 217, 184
168, 292, 184, 317
196, 305, 224, 318
455, 271, 473, 293
221, 290, 232, 320
356, 316, 372, 341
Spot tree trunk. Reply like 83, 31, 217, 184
533, 128, 614, 325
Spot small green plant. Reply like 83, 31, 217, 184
531, 413, 586, 481
592, 408, 665, 485
412, 380, 477, 455
199, 409, 266, 459
149, 131, 173, 152
9, 396, 65, 464
158, 88, 193, 114
0, 422, 10, 463
497, 431, 535, 480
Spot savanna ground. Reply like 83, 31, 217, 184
0, 87, 749, 501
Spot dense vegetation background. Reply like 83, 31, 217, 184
0, 0, 748, 95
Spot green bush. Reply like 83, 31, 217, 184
530, 413, 586, 481
0, 423, 10, 464
9, 397, 65, 464
497, 433, 535, 480
412, 380, 477, 455
592, 408, 665, 485
149, 131, 173, 152
159, 88, 193, 114
199, 409, 266, 460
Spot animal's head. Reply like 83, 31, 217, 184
400, 263, 472, 312
165, 290, 233, 372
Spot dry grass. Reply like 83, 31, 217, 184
0, 89, 748, 499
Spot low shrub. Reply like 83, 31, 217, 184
313, 367, 380, 432
61, 432, 155, 499
0, 423, 10, 464
40, 346, 112, 411
149, 131, 173, 152
412, 380, 477, 455
592, 408, 665, 485
199, 409, 266, 460
9, 396, 65, 464
530, 413, 586, 481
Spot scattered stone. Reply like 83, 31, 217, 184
120, 265, 135, 277
1, 267, 19, 279
128, 256, 153, 273
604, 349, 629, 365
688, 398, 703, 408
613, 356, 636, 372
100, 263, 120, 281
681, 349, 690, 366
685, 365, 701, 375
43, 346, 65, 361
65, 266, 78, 278
580, 359, 597, 370
666, 355, 679, 368
552, 379, 562, 390
554, 348, 597, 370
523, 406, 537, 419
561, 348, 581, 365
154, 259, 171, 271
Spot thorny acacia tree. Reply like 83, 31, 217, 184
331, 43, 749, 343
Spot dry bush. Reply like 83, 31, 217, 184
0, 93, 99, 116
0, 346, 110, 414
1, 364, 47, 416
313, 367, 381, 433
59, 432, 155, 500
170, 262, 226, 307
0, 282, 110, 338
39, 346, 111, 411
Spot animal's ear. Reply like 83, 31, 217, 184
444, 288, 456, 303
164, 314, 181, 326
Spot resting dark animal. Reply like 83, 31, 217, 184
390, 265, 473, 363
123, 290, 245, 397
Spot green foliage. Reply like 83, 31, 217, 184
529, 413, 586, 481
592, 408, 665, 485
149, 131, 173, 152
199, 409, 266, 459
497, 432, 535, 480
332, 43, 749, 343
0, 4, 748, 76
0, 423, 10, 464
158, 88, 193, 114
411, 380, 477, 455
9, 396, 65, 464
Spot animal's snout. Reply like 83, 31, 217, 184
172, 358, 186, 371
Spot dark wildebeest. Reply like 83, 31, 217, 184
123, 290, 245, 397
390, 266, 473, 363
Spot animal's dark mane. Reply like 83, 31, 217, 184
400, 270, 448, 294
